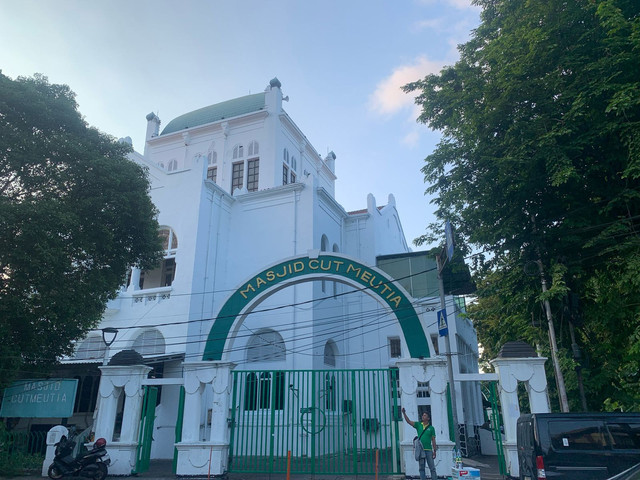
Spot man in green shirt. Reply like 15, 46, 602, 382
402, 407, 437, 479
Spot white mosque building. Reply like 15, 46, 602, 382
2, 79, 551, 478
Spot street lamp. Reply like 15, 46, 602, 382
101, 328, 118, 365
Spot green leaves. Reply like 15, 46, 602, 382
408, 0, 640, 410
0, 73, 162, 387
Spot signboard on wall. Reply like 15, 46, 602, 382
0, 379, 78, 418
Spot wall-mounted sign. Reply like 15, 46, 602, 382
0, 379, 78, 418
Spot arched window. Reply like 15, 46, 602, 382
248, 140, 259, 157
232, 144, 244, 159
159, 227, 178, 253
132, 329, 165, 356
74, 335, 106, 360
167, 159, 178, 172
283, 148, 289, 164
324, 340, 337, 367
246, 329, 286, 362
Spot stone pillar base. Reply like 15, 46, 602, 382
402, 440, 454, 477
104, 442, 138, 476
175, 442, 229, 476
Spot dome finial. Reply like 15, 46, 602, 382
269, 77, 282, 89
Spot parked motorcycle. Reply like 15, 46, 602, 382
47, 433, 110, 480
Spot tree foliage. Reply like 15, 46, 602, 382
405, 0, 640, 410
0, 72, 162, 387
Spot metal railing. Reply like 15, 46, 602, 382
0, 429, 47, 476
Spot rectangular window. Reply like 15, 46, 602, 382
290, 171, 296, 183
389, 337, 401, 358
283, 164, 289, 185
162, 258, 176, 286
549, 420, 606, 450
206, 166, 217, 183
247, 159, 259, 192
232, 161, 244, 193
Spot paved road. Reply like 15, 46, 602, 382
7, 455, 509, 480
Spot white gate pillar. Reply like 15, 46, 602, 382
95, 363, 151, 475
176, 361, 235, 476
397, 358, 453, 477
491, 343, 549, 478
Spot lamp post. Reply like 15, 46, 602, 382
92, 328, 119, 435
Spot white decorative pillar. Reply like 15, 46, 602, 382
127, 267, 141, 292
491, 355, 549, 478
397, 358, 453, 477
95, 364, 151, 475
176, 361, 235, 476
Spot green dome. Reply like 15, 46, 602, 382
161, 93, 266, 135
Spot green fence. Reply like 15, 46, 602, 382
0, 429, 47, 476
229, 369, 401, 476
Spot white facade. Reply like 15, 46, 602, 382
46, 79, 491, 476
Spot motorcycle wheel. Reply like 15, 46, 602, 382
48, 464, 64, 480
94, 463, 108, 480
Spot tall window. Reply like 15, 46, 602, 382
232, 161, 244, 194
244, 371, 285, 411
167, 159, 178, 172
207, 146, 217, 183
247, 159, 259, 192
206, 166, 217, 182
231, 142, 259, 193
324, 340, 337, 366
139, 227, 178, 289
290, 156, 297, 183
283, 164, 289, 185
389, 337, 401, 358
325, 373, 337, 411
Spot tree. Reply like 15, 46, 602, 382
404, 0, 640, 410
0, 72, 162, 388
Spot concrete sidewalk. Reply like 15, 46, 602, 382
6, 455, 508, 480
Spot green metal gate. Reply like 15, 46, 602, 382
134, 386, 158, 475
229, 369, 401, 476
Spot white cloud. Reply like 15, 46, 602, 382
369, 56, 443, 116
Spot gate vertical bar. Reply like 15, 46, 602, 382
228, 372, 239, 471
351, 370, 358, 475
311, 370, 317, 475
173, 386, 185, 474
269, 370, 277, 474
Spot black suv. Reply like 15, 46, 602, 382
517, 413, 640, 480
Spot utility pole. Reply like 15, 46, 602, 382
437, 222, 461, 453
537, 259, 570, 412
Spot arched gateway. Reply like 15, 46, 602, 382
203, 252, 431, 361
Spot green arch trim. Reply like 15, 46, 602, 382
202, 254, 430, 361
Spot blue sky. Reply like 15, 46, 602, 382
0, 0, 480, 248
